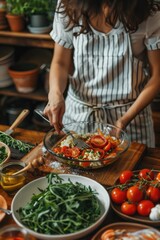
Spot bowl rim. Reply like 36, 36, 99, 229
0, 141, 11, 166
43, 121, 131, 163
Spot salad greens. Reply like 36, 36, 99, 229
0, 146, 7, 164
0, 131, 33, 153
18, 173, 101, 235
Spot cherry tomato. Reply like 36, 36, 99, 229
146, 186, 160, 203
121, 201, 137, 216
110, 187, 127, 204
103, 142, 111, 152
137, 200, 154, 216
138, 169, 154, 181
90, 135, 107, 148
119, 170, 133, 184
156, 172, 160, 181
127, 185, 143, 203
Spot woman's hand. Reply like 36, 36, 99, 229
115, 118, 126, 130
43, 93, 65, 133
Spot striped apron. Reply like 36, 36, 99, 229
63, 25, 155, 147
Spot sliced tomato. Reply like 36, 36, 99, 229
79, 161, 90, 167
103, 142, 111, 152
90, 135, 107, 148
94, 148, 105, 159
70, 147, 80, 158
104, 152, 117, 159
60, 146, 69, 153
53, 147, 62, 154
63, 148, 72, 157
63, 147, 80, 158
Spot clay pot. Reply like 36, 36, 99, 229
8, 63, 39, 93
6, 14, 25, 32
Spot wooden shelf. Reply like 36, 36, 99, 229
0, 30, 51, 103
0, 86, 48, 102
0, 30, 54, 49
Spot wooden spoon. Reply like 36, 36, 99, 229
12, 156, 45, 176
4, 109, 30, 135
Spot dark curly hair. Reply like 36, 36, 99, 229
56, 0, 160, 34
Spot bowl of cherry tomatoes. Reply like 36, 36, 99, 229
43, 121, 130, 169
109, 168, 160, 226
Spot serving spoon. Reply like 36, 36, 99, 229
0, 207, 12, 215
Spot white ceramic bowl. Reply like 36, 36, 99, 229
0, 141, 11, 166
11, 174, 110, 240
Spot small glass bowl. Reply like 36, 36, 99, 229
0, 224, 30, 240
0, 161, 26, 193
44, 121, 130, 169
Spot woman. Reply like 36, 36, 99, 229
44, 0, 160, 147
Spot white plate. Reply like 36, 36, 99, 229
11, 174, 110, 240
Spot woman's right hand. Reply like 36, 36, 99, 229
43, 93, 65, 133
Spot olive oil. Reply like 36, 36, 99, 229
0, 162, 26, 193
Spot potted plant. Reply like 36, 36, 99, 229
5, 0, 26, 32
24, 0, 57, 28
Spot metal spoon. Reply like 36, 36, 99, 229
34, 109, 50, 123
0, 207, 12, 215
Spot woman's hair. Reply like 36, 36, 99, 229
57, 0, 160, 34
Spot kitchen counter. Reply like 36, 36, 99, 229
0, 124, 160, 239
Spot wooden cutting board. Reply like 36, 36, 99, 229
21, 141, 146, 187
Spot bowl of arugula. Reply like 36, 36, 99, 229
0, 141, 11, 166
11, 173, 110, 240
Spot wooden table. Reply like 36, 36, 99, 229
0, 124, 160, 239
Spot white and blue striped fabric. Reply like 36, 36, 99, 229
50, 11, 160, 147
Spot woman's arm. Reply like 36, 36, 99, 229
44, 43, 73, 132
116, 49, 160, 129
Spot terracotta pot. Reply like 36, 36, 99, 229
8, 63, 39, 93
6, 14, 25, 32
